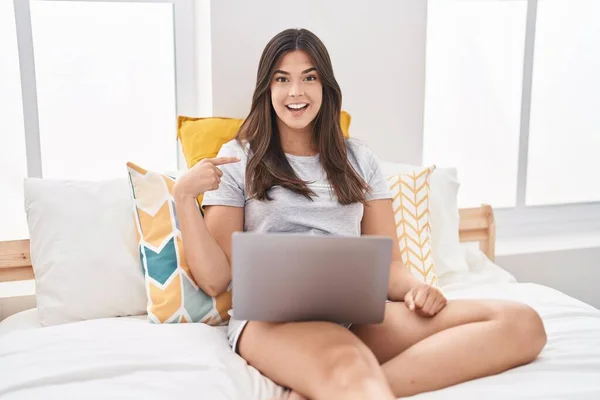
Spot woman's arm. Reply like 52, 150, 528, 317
173, 155, 243, 297
173, 193, 243, 297
360, 199, 421, 301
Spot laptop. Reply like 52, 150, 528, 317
231, 232, 393, 325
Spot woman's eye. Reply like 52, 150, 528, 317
275, 76, 288, 83
305, 75, 317, 82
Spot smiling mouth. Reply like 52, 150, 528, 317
286, 103, 308, 111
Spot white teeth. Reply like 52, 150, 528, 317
287, 103, 307, 110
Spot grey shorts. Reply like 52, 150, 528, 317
227, 300, 394, 353
226, 315, 353, 354
227, 318, 248, 353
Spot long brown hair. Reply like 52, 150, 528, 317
236, 28, 370, 205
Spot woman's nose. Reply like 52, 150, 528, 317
288, 82, 304, 97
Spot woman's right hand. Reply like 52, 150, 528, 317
174, 156, 240, 199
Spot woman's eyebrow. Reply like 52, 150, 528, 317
274, 67, 317, 75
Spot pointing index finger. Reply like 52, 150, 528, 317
208, 156, 241, 166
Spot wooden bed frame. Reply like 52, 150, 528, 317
0, 205, 495, 283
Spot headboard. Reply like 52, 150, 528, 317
0, 205, 496, 283
0, 239, 33, 283
458, 204, 496, 262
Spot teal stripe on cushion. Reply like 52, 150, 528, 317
145, 237, 177, 285
182, 274, 213, 322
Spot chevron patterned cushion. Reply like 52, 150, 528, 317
126, 161, 231, 325
387, 166, 439, 286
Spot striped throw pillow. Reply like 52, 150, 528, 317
126, 161, 231, 325
387, 166, 439, 286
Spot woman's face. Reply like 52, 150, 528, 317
270, 50, 323, 132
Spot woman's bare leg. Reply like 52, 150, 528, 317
238, 321, 395, 400
352, 299, 547, 397
286, 391, 307, 400
269, 390, 306, 400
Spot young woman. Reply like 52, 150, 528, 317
173, 28, 547, 400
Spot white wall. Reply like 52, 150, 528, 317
207, 0, 428, 165
497, 247, 600, 310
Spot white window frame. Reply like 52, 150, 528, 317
431, 0, 600, 240
12, 0, 197, 177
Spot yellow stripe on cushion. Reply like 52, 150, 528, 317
138, 201, 173, 248
162, 175, 175, 194
126, 161, 148, 175
215, 291, 232, 322
149, 272, 182, 323
398, 192, 428, 210
405, 246, 431, 263
405, 233, 430, 249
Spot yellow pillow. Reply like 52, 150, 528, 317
177, 111, 351, 207
177, 110, 352, 168
387, 166, 439, 287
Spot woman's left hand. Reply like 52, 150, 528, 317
404, 283, 447, 317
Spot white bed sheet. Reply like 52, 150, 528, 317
0, 316, 286, 400
0, 308, 40, 336
1, 250, 599, 399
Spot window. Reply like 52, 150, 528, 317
424, 0, 527, 208
31, 1, 177, 179
0, 1, 28, 241
1, 0, 195, 240
527, 0, 600, 205
425, 0, 600, 236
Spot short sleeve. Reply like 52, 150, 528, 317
201, 140, 246, 208
347, 139, 393, 201
364, 152, 393, 201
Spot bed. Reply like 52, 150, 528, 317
1, 205, 600, 399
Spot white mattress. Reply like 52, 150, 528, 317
1, 250, 599, 399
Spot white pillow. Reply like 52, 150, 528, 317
24, 178, 147, 327
380, 162, 469, 278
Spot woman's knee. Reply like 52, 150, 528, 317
495, 302, 547, 360
315, 343, 381, 391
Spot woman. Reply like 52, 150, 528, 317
173, 28, 547, 400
